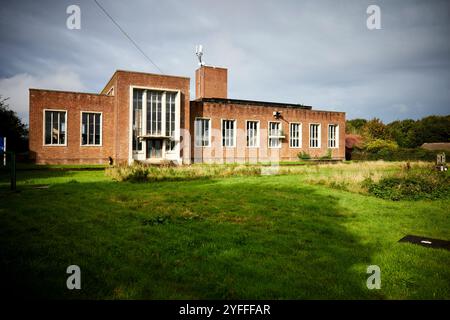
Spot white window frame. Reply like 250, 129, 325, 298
309, 123, 321, 148
268, 121, 283, 149
43, 109, 67, 146
147, 91, 163, 136
246, 120, 260, 148
221, 119, 236, 147
289, 122, 302, 148
165, 92, 177, 153
128, 86, 181, 164
328, 124, 339, 149
80, 111, 102, 146
194, 117, 211, 147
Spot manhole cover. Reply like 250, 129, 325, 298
399, 235, 450, 251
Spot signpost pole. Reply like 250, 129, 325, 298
3, 137, 6, 166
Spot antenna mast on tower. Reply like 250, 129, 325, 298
195, 45, 205, 66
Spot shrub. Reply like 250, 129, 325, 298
298, 151, 311, 160
362, 170, 450, 200
319, 149, 332, 160
365, 139, 399, 154
352, 148, 442, 161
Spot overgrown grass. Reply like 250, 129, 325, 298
280, 161, 435, 194
105, 163, 262, 182
0, 162, 449, 299
363, 169, 450, 201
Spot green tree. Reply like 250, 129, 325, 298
408, 115, 450, 147
386, 119, 416, 148
346, 118, 367, 134
362, 118, 390, 140
0, 95, 28, 152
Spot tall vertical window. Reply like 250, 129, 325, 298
268, 122, 282, 148
289, 123, 301, 148
328, 124, 338, 148
81, 112, 101, 145
132, 89, 143, 151
309, 124, 321, 148
195, 118, 210, 147
246, 121, 259, 147
165, 92, 176, 151
147, 91, 162, 136
44, 110, 66, 145
222, 120, 236, 147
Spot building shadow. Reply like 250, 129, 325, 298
0, 175, 384, 299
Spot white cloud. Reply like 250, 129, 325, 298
0, 68, 86, 124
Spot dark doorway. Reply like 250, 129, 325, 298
147, 139, 162, 159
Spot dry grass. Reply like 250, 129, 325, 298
280, 161, 433, 193
105, 160, 435, 194
105, 163, 262, 182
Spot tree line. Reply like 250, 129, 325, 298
346, 115, 450, 149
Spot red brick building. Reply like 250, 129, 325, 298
29, 65, 345, 164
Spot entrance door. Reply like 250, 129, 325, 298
146, 139, 162, 159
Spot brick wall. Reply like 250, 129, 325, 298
190, 100, 345, 163
110, 71, 190, 164
29, 89, 115, 164
195, 66, 227, 99
29, 71, 190, 165
29, 69, 345, 165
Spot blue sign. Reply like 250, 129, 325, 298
0, 137, 4, 152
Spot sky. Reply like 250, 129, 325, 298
0, 0, 449, 124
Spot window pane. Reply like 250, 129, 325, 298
157, 95, 162, 135
52, 112, 59, 144
133, 89, 143, 151
95, 114, 101, 145
81, 113, 87, 145
196, 119, 210, 147
247, 121, 258, 147
59, 112, 66, 144
222, 120, 235, 147
45, 111, 52, 144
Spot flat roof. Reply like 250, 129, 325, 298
195, 97, 313, 110
29, 88, 108, 96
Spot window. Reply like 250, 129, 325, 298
165, 92, 177, 151
132, 89, 143, 151
195, 118, 210, 147
246, 121, 259, 147
309, 124, 321, 148
328, 124, 338, 148
147, 91, 162, 136
290, 123, 301, 148
44, 110, 66, 145
81, 112, 101, 145
268, 122, 282, 148
222, 120, 236, 147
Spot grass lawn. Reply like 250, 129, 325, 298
0, 163, 449, 299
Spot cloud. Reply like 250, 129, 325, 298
0, 68, 86, 123
0, 0, 449, 123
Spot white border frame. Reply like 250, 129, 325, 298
267, 120, 282, 149
43, 109, 68, 146
289, 122, 302, 149
245, 120, 260, 148
194, 117, 212, 147
221, 118, 237, 148
309, 123, 321, 149
327, 123, 339, 149
80, 111, 103, 147
129, 86, 181, 164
